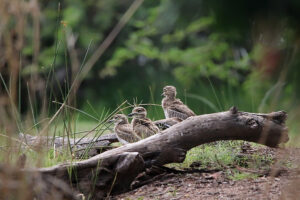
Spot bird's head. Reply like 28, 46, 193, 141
162, 85, 177, 99
108, 114, 128, 125
128, 106, 147, 119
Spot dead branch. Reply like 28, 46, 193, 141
19, 132, 118, 156
34, 107, 288, 199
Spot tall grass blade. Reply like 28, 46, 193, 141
258, 82, 285, 112
187, 93, 219, 112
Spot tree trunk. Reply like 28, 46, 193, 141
36, 107, 288, 199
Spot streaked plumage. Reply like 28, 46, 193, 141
108, 114, 141, 145
162, 85, 195, 120
154, 117, 182, 130
128, 107, 159, 139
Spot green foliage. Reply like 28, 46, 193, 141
21, 0, 120, 74
103, 10, 251, 87
9, 0, 299, 120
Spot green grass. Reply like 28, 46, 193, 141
26, 148, 73, 167
167, 141, 241, 170
229, 171, 259, 181
166, 141, 277, 180
49, 119, 108, 137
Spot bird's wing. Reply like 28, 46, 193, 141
167, 108, 188, 120
154, 117, 182, 130
143, 128, 157, 138
149, 123, 159, 134
167, 100, 195, 120
116, 124, 141, 144
139, 119, 151, 126
134, 120, 158, 138
143, 119, 159, 133
133, 124, 145, 138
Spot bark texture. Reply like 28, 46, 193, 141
35, 107, 288, 199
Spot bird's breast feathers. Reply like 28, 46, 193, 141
163, 109, 169, 118
115, 124, 133, 134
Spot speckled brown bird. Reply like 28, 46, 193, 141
161, 85, 195, 120
154, 117, 182, 130
128, 106, 159, 139
108, 114, 141, 145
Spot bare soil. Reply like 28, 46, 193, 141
113, 147, 300, 200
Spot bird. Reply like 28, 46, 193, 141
161, 85, 195, 120
108, 114, 141, 145
154, 117, 182, 130
128, 106, 160, 139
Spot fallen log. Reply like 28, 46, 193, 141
36, 107, 289, 199
19, 132, 118, 149
19, 133, 118, 157
19, 118, 181, 157
19, 118, 181, 149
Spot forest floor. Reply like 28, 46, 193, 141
113, 146, 300, 200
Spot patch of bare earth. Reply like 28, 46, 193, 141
113, 148, 300, 200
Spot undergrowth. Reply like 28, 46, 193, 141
167, 141, 275, 180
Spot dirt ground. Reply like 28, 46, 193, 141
113, 148, 300, 200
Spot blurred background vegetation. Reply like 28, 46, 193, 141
0, 0, 300, 145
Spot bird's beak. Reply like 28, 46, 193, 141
161, 92, 165, 97
128, 112, 136, 117
107, 119, 114, 123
